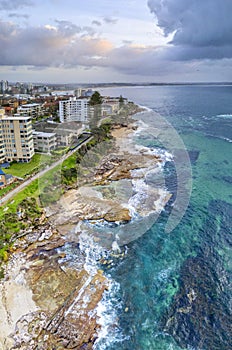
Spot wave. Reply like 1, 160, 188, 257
78, 229, 127, 349
137, 104, 153, 112
94, 279, 127, 350
78, 230, 109, 275
216, 113, 232, 119
206, 133, 232, 143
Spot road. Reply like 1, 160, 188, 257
0, 136, 93, 206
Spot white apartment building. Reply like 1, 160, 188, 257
0, 80, 8, 93
59, 97, 88, 123
0, 108, 6, 163
17, 103, 42, 119
0, 111, 34, 163
33, 131, 57, 153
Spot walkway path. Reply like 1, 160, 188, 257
0, 136, 92, 206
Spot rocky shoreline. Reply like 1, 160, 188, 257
0, 112, 172, 349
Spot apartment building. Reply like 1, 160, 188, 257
33, 131, 56, 153
0, 108, 6, 163
17, 103, 42, 119
0, 80, 8, 93
59, 97, 88, 123
0, 112, 34, 163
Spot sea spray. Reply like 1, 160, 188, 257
94, 278, 126, 350
78, 229, 108, 275
78, 228, 126, 349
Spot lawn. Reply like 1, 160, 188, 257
0, 181, 19, 198
4, 153, 51, 178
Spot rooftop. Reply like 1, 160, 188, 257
18, 103, 40, 107
1, 116, 31, 121
33, 130, 56, 137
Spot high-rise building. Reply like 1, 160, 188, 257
0, 109, 6, 163
0, 80, 8, 93
0, 110, 34, 163
59, 97, 88, 123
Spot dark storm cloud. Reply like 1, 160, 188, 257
0, 0, 33, 11
148, 0, 232, 60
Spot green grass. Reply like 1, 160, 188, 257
51, 146, 69, 156
0, 179, 40, 219
4, 153, 50, 178
0, 181, 19, 198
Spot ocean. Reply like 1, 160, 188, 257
90, 85, 232, 350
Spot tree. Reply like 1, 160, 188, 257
89, 91, 103, 106
89, 91, 103, 129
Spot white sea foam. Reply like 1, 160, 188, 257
78, 230, 108, 275
157, 267, 173, 283
134, 119, 150, 134
216, 113, 232, 119
94, 278, 126, 350
78, 228, 126, 349
137, 104, 153, 112
206, 133, 232, 143
135, 144, 173, 163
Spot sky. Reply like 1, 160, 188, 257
0, 0, 232, 83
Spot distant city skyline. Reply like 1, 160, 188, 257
0, 0, 232, 83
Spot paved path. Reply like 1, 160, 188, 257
0, 136, 93, 206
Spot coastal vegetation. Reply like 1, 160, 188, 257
0, 121, 114, 271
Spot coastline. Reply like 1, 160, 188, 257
0, 105, 172, 349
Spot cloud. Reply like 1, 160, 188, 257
148, 0, 232, 60
8, 13, 29, 19
1, 13, 230, 82
54, 20, 82, 36
0, 17, 202, 80
104, 45, 179, 76
0, 19, 112, 67
103, 17, 118, 25
122, 40, 133, 45
0, 17, 173, 77
92, 20, 101, 26
0, 0, 33, 11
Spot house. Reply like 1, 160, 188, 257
0, 168, 13, 187
0, 168, 6, 186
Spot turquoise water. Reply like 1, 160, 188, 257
96, 86, 232, 350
